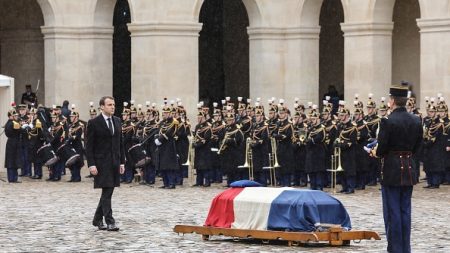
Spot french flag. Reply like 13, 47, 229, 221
204, 187, 352, 232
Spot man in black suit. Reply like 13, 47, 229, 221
86, 96, 125, 231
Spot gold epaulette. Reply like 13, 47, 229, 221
173, 118, 179, 126
352, 122, 357, 127
35, 119, 42, 129
207, 122, 212, 127
13, 121, 20, 129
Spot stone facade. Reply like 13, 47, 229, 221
0, 0, 449, 120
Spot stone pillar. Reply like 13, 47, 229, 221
128, 22, 202, 121
417, 18, 450, 110
341, 22, 394, 102
247, 26, 320, 106
41, 26, 113, 119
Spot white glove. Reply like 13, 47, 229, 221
363, 146, 371, 154
29, 123, 34, 129
21, 124, 29, 129
154, 139, 162, 146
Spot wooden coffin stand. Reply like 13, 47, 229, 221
173, 224, 380, 247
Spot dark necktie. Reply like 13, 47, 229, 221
107, 118, 114, 136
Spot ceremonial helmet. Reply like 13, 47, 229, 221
308, 105, 320, 118
161, 98, 171, 113
89, 102, 97, 116
129, 100, 137, 114
366, 93, 376, 108
354, 94, 363, 109
254, 107, 264, 116
70, 104, 79, 117
8, 102, 18, 117
122, 102, 130, 116
224, 112, 235, 121
379, 97, 388, 111
237, 97, 246, 111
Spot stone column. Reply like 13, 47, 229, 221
417, 18, 450, 110
41, 26, 113, 119
341, 22, 394, 102
247, 26, 320, 106
128, 22, 202, 121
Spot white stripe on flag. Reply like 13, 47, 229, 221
231, 187, 291, 230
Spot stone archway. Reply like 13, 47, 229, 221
319, 0, 344, 104
198, 0, 250, 105
113, 0, 131, 116
0, 0, 45, 105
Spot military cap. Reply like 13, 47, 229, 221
389, 82, 409, 97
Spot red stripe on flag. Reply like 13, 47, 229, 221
204, 188, 244, 228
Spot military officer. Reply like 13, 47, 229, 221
373, 82, 422, 253
272, 102, 295, 187
210, 103, 225, 183
292, 111, 308, 187
121, 105, 136, 184
192, 109, 212, 186
335, 106, 358, 194
67, 106, 85, 182
305, 107, 327, 190
154, 101, 179, 189
4, 108, 23, 183
250, 107, 270, 186
219, 111, 245, 186
21, 84, 37, 108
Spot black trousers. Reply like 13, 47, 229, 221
93, 187, 115, 225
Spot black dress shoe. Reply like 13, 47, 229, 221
344, 190, 355, 194
67, 179, 73, 182
430, 185, 440, 189
11, 181, 22, 183
32, 175, 42, 179
85, 174, 94, 178
168, 185, 176, 189
107, 224, 119, 231
93, 222, 107, 230
203, 184, 211, 187
158, 185, 166, 189
191, 184, 201, 187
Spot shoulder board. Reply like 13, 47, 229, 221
264, 122, 268, 126
207, 122, 212, 127
440, 119, 445, 123
352, 122, 357, 126
35, 119, 42, 128
173, 118, 179, 125
331, 120, 336, 125
13, 121, 21, 129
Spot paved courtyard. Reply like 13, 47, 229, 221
0, 170, 449, 253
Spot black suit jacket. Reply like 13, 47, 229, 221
86, 115, 125, 188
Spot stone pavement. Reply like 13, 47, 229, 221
0, 170, 449, 253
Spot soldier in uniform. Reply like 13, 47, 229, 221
335, 106, 358, 194
192, 109, 212, 186
174, 102, 191, 185
250, 107, 270, 186
305, 107, 327, 190
67, 106, 85, 182
422, 104, 446, 188
372, 82, 422, 253
140, 103, 159, 185
17, 104, 32, 177
322, 101, 337, 187
121, 105, 136, 184
365, 95, 381, 186
27, 107, 46, 179
292, 111, 308, 187
273, 102, 295, 187
354, 106, 370, 190
154, 102, 179, 189
439, 100, 450, 185
378, 97, 389, 119
219, 111, 245, 186
21, 84, 37, 108
210, 103, 225, 183
48, 112, 65, 181
4, 108, 23, 183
